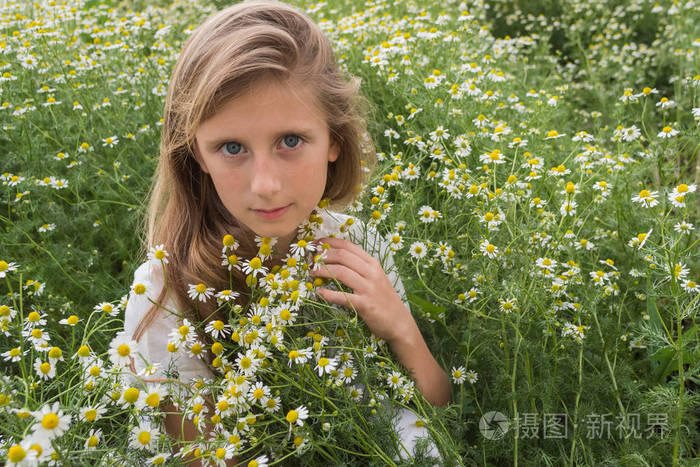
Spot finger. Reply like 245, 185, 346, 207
316, 287, 364, 312
316, 237, 376, 268
312, 263, 366, 293
316, 247, 373, 280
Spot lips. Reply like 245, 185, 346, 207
252, 204, 292, 220
255, 205, 290, 213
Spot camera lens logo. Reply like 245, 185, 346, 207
479, 411, 509, 440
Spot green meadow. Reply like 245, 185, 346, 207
1, 0, 698, 465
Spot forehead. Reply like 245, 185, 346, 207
203, 78, 327, 130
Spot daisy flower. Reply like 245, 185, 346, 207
386, 370, 405, 389
147, 244, 169, 265
314, 355, 338, 376
107, 331, 138, 367
221, 252, 241, 271
5, 439, 39, 466
261, 395, 281, 413
241, 257, 269, 277
544, 129, 565, 140
479, 149, 506, 164
536, 257, 557, 270
657, 126, 678, 138
417, 205, 441, 223
560, 200, 577, 216
466, 369, 479, 384
31, 402, 71, 441
408, 241, 428, 259
247, 454, 269, 467
2, 347, 23, 362
102, 135, 119, 147
205, 320, 231, 339
93, 301, 117, 316
499, 298, 518, 313
34, 358, 56, 380
673, 221, 694, 234
187, 283, 215, 302
451, 366, 466, 384
147, 453, 171, 465
0, 260, 17, 279
350, 385, 364, 401
479, 239, 499, 259
386, 232, 403, 251
289, 238, 316, 258
668, 183, 696, 208
681, 280, 699, 293
80, 405, 107, 423
130, 421, 159, 451
631, 189, 659, 208
287, 347, 311, 367
285, 406, 309, 427
137, 384, 169, 411
85, 428, 102, 450
216, 289, 240, 304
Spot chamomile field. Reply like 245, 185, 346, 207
0, 0, 698, 465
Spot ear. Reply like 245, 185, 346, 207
327, 139, 340, 163
193, 139, 210, 174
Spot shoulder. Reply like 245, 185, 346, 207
318, 209, 384, 252
123, 260, 166, 338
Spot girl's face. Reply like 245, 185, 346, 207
194, 79, 339, 252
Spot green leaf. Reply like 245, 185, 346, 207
406, 292, 446, 318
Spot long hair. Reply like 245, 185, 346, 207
134, 0, 375, 341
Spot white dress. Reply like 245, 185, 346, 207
123, 209, 439, 460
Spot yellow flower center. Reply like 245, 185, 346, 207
249, 257, 262, 270
123, 387, 139, 403
87, 435, 99, 447
8, 445, 26, 462
40, 362, 51, 374
286, 409, 299, 423
84, 409, 97, 421
42, 413, 59, 429
223, 234, 236, 247
138, 431, 151, 445
66, 315, 79, 325
133, 284, 146, 295
117, 344, 130, 357
146, 393, 160, 408
195, 283, 206, 294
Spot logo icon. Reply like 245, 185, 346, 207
479, 411, 509, 440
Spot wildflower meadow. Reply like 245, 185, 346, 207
1, 0, 698, 465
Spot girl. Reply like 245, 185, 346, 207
124, 0, 450, 463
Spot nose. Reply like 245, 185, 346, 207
249, 152, 282, 198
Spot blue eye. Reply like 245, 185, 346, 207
282, 135, 301, 148
222, 142, 242, 156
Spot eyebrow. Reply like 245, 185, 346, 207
204, 128, 317, 150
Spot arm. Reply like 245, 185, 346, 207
310, 237, 451, 406
385, 314, 451, 406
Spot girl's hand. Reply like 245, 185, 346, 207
309, 236, 414, 344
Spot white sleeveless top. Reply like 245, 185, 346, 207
123, 210, 438, 459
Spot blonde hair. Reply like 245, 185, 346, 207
134, 0, 375, 341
